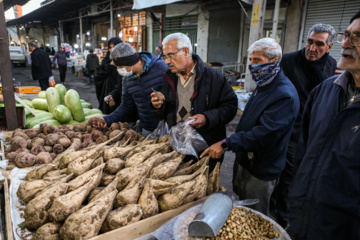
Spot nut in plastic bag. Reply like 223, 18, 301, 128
168, 119, 208, 158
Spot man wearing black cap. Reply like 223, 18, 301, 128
288, 11, 360, 240
89, 43, 168, 136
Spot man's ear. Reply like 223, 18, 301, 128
327, 42, 333, 52
183, 47, 190, 57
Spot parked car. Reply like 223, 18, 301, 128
9, 46, 26, 67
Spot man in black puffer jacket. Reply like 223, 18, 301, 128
150, 33, 238, 171
90, 43, 168, 136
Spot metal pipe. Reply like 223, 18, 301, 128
298, 0, 308, 50
0, 1, 17, 130
110, 0, 113, 38
272, 0, 280, 39
80, 16, 83, 53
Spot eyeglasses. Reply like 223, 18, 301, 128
161, 48, 184, 61
336, 32, 360, 46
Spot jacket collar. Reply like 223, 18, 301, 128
333, 70, 353, 92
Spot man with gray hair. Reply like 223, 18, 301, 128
201, 38, 299, 216
270, 23, 337, 228
89, 43, 168, 136
150, 32, 238, 172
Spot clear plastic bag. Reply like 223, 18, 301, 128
168, 119, 208, 158
48, 76, 55, 87
150, 120, 169, 140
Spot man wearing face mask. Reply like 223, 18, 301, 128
201, 38, 299, 216
89, 43, 168, 136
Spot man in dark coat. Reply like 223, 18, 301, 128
289, 11, 360, 240
90, 43, 168, 136
270, 23, 337, 227
52, 46, 69, 83
94, 37, 122, 114
29, 41, 52, 90
201, 38, 299, 216
85, 49, 99, 84
150, 33, 238, 171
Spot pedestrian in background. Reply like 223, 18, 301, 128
94, 37, 122, 114
85, 49, 99, 84
29, 41, 53, 90
52, 46, 69, 84
201, 38, 299, 216
270, 23, 337, 228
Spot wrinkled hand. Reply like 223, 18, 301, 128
200, 141, 224, 159
187, 114, 207, 129
151, 92, 164, 109
88, 117, 107, 129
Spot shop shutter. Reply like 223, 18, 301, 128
301, 0, 360, 62
152, 15, 198, 53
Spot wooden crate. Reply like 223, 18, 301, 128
4, 174, 204, 240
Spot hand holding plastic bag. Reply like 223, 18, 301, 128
168, 119, 208, 158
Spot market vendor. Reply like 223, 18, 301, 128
200, 38, 300, 216
150, 32, 238, 172
89, 43, 168, 136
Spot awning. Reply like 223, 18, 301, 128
132, 0, 184, 10
6, 0, 102, 27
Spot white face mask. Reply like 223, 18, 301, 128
117, 66, 133, 77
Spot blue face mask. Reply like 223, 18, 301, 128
248, 61, 280, 87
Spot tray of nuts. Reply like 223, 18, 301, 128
173, 205, 291, 240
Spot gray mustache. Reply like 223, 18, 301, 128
342, 49, 359, 58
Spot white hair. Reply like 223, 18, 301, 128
247, 38, 282, 62
162, 32, 193, 56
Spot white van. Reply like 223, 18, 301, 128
9, 46, 26, 67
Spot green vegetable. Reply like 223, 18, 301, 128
31, 98, 48, 111
84, 113, 103, 122
64, 89, 85, 122
84, 109, 103, 116
34, 119, 61, 128
46, 87, 61, 113
55, 84, 67, 105
53, 105, 73, 123
82, 108, 91, 114
81, 102, 93, 109
21, 99, 33, 108
66, 120, 80, 125
80, 99, 86, 103
38, 91, 46, 98
29, 115, 55, 128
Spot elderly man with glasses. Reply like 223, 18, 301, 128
288, 11, 360, 240
150, 32, 238, 172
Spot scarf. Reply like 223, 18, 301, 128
249, 61, 280, 87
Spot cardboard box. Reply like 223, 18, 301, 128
14, 86, 41, 94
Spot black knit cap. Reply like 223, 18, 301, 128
350, 10, 360, 23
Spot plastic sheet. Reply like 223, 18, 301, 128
8, 168, 33, 240
150, 120, 169, 140
168, 120, 208, 158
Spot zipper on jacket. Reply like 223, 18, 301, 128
253, 88, 258, 97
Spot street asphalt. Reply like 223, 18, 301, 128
10, 63, 239, 198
